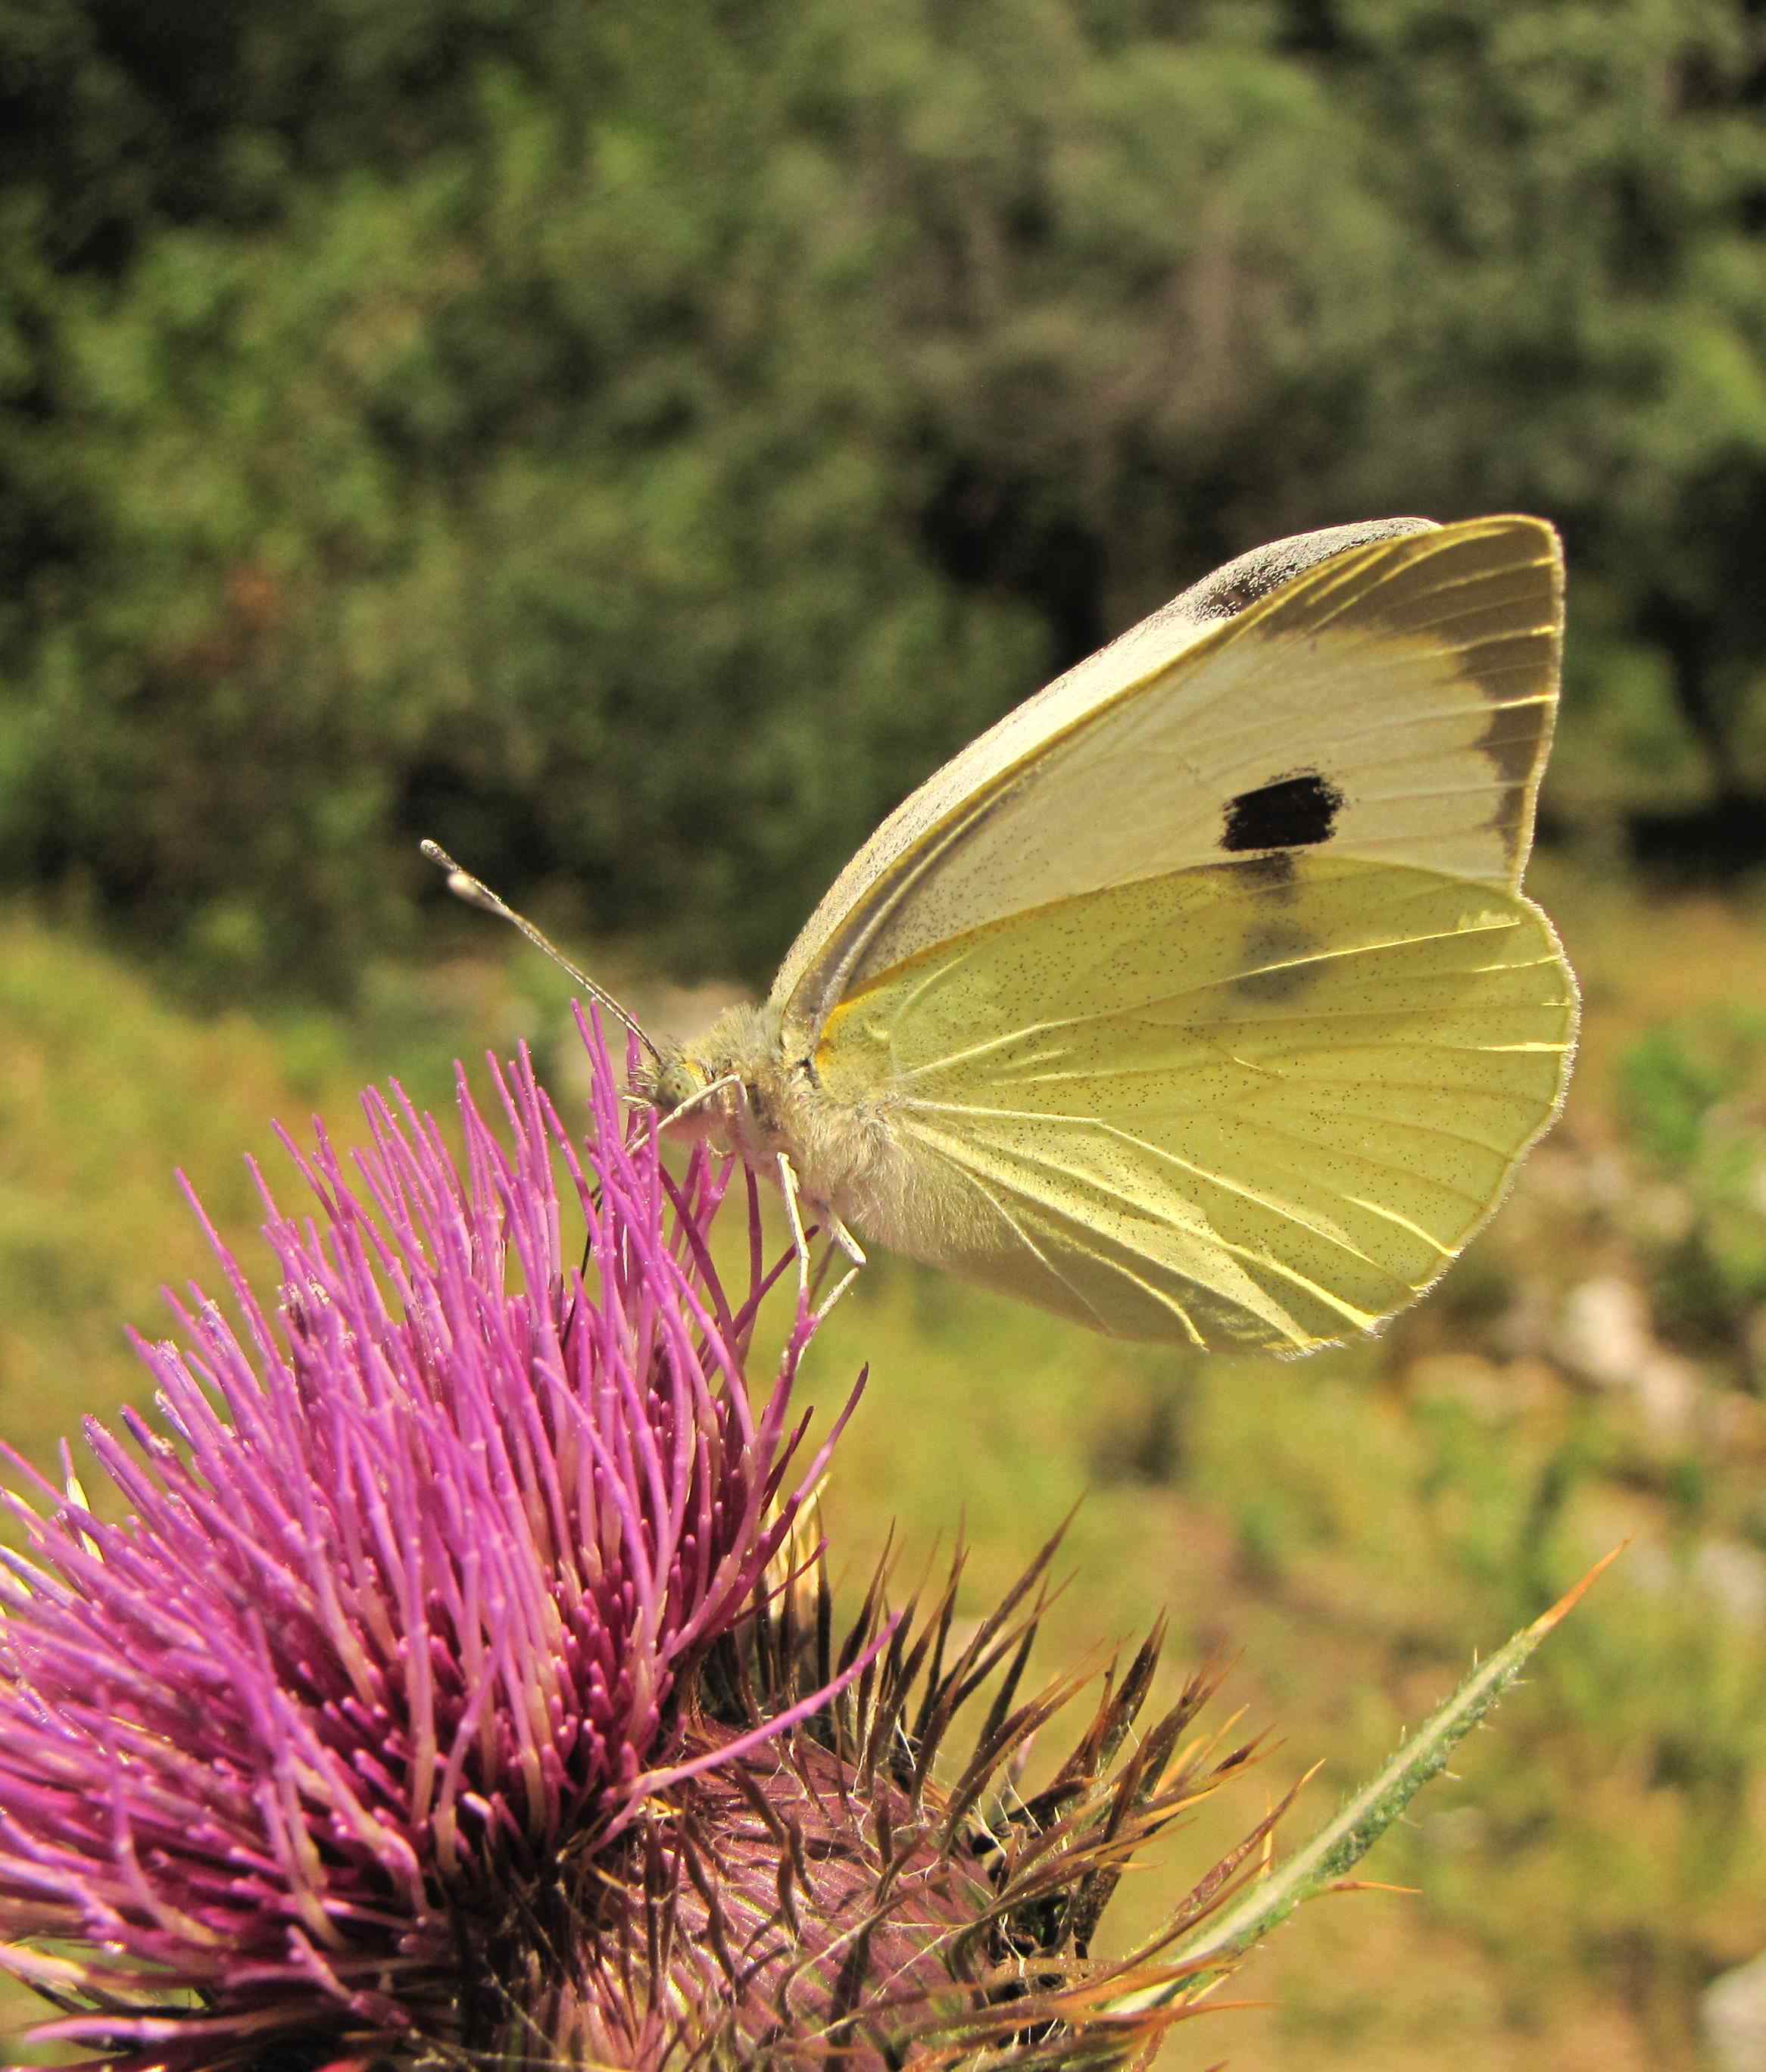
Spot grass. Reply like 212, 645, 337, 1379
3, 855, 1766, 2067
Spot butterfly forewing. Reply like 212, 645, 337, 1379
774, 517, 1564, 1055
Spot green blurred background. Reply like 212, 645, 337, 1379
5, 2, 1766, 2066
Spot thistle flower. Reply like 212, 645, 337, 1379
0, 1012, 1600, 2072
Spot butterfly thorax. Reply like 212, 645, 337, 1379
641, 1002, 897, 1225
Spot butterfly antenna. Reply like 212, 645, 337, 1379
420, 839, 666, 1068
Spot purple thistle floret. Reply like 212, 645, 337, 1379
0, 1013, 853, 2070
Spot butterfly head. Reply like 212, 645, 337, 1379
630, 1004, 783, 1147
638, 1046, 720, 1127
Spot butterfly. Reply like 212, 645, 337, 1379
427, 513, 1577, 1352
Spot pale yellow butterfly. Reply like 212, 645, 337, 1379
427, 513, 1577, 1352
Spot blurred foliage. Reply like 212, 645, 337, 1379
3, 0, 1766, 1002
1619, 1011, 1766, 1355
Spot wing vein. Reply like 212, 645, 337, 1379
908, 1114, 1371, 1331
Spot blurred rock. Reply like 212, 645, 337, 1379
1628, 1538, 1766, 1628
1554, 1275, 1700, 1440
1555, 1275, 1652, 1387
1703, 1947, 1766, 2072
1693, 1540, 1766, 1627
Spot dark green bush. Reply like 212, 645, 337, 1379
4, 0, 1765, 994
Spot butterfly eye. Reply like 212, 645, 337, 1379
647, 1055, 704, 1115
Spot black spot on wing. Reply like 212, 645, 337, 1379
1222, 771, 1344, 853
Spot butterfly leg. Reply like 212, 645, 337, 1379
778, 1153, 866, 1322
778, 1152, 816, 1303
811, 1214, 866, 1322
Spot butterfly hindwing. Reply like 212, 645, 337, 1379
813, 851, 1576, 1349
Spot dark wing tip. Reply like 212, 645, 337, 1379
1172, 516, 1440, 627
